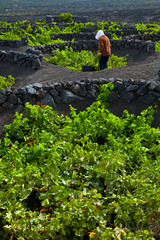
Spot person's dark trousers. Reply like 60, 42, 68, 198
99, 56, 109, 70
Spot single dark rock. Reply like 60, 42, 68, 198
25, 86, 38, 95
77, 80, 86, 87
108, 78, 115, 83
149, 81, 160, 90
37, 89, 46, 99
66, 81, 74, 87
139, 94, 156, 105
108, 91, 118, 103
139, 79, 146, 85
136, 85, 149, 95
61, 90, 84, 103
92, 78, 99, 84
17, 87, 27, 95
42, 84, 50, 90
33, 83, 43, 90
0, 94, 7, 104
114, 81, 125, 92
125, 84, 139, 92
55, 96, 63, 104
87, 84, 99, 93
85, 78, 92, 84
54, 82, 63, 92
21, 95, 35, 105
41, 93, 56, 108
49, 89, 59, 97
32, 58, 41, 69
99, 78, 108, 84
84, 91, 96, 100
79, 87, 87, 97
26, 47, 34, 54
147, 43, 155, 53
33, 50, 42, 56
120, 90, 136, 103
128, 78, 135, 84
7, 94, 18, 104
69, 84, 81, 94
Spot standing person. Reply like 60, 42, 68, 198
95, 30, 111, 70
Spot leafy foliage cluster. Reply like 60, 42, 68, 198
0, 75, 15, 90
0, 20, 94, 44
0, 84, 160, 239
97, 21, 127, 31
135, 23, 160, 34
155, 41, 160, 51
59, 12, 73, 23
45, 47, 127, 71
134, 23, 160, 51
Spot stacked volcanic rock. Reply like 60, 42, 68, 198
128, 33, 160, 42
110, 39, 155, 52
34, 38, 155, 53
0, 39, 22, 48
1, 74, 160, 113
0, 36, 28, 47
52, 32, 112, 41
0, 47, 43, 69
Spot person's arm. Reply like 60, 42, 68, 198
106, 38, 111, 56
98, 38, 104, 54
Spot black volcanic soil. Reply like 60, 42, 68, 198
1, 8, 160, 24
0, 45, 160, 88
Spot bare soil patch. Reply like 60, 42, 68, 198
0, 45, 160, 88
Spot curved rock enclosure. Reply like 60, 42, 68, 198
1, 77, 160, 113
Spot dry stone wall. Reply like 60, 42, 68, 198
0, 36, 28, 47
128, 33, 160, 42
34, 39, 155, 53
1, 76, 160, 114
0, 47, 43, 69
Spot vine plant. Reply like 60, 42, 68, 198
0, 84, 159, 239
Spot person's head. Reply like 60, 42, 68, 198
95, 30, 105, 40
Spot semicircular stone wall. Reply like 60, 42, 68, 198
0, 77, 160, 115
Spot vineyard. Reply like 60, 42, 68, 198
0, 84, 160, 239
0, 17, 160, 71
0, 12, 160, 240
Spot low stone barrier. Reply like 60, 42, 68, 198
52, 30, 158, 42
0, 76, 160, 114
0, 39, 22, 48
127, 33, 160, 42
52, 32, 112, 41
34, 39, 155, 53
0, 47, 43, 69
0, 36, 28, 47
